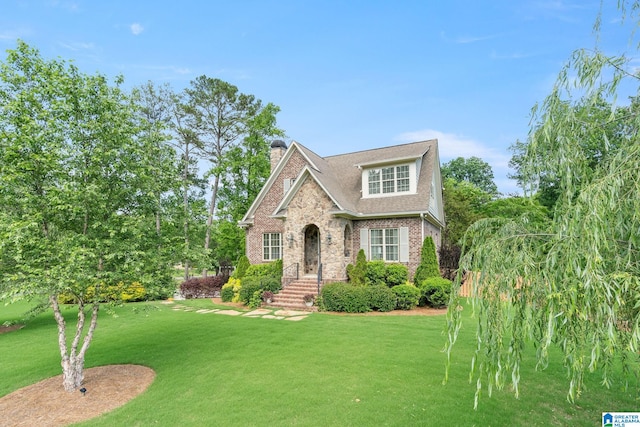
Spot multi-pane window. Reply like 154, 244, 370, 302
396, 165, 410, 192
368, 164, 410, 195
263, 233, 282, 261
368, 169, 380, 194
370, 228, 399, 262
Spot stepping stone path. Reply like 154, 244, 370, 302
166, 301, 310, 321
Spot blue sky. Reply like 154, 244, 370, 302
1, 1, 633, 194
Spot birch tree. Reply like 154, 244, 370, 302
0, 41, 167, 391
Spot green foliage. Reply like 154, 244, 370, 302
365, 260, 387, 286
245, 259, 283, 281
320, 282, 370, 313
320, 283, 398, 313
446, 2, 640, 407
58, 282, 147, 304
238, 276, 281, 305
367, 285, 397, 312
418, 277, 452, 308
248, 290, 263, 309
347, 249, 368, 286
413, 236, 440, 285
221, 277, 241, 302
232, 255, 251, 279
442, 178, 489, 245
441, 156, 499, 195
0, 41, 180, 390
392, 285, 420, 310
385, 263, 408, 287
479, 196, 551, 227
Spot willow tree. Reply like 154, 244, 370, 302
445, 2, 640, 407
0, 42, 167, 391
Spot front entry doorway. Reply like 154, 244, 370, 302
304, 224, 320, 275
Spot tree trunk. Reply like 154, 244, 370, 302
203, 173, 220, 277
50, 295, 100, 392
183, 143, 190, 281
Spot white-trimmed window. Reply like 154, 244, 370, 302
364, 163, 414, 197
370, 228, 399, 262
263, 233, 282, 261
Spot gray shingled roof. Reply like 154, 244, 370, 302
296, 140, 437, 217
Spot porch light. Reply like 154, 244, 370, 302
326, 232, 332, 245
287, 233, 295, 248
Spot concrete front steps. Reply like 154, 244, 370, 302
270, 278, 320, 310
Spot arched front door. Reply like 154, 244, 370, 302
304, 224, 320, 275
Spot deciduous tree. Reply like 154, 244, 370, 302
445, 2, 640, 407
0, 41, 171, 391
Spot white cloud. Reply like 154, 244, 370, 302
130, 23, 144, 35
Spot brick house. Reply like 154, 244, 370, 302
239, 139, 445, 286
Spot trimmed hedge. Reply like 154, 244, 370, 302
385, 263, 408, 287
365, 260, 387, 287
418, 277, 452, 308
367, 285, 397, 312
392, 284, 421, 310
180, 275, 227, 299
319, 282, 397, 313
320, 282, 370, 313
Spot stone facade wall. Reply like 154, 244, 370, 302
245, 149, 307, 264
282, 177, 350, 282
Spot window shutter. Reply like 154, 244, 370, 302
399, 227, 409, 262
360, 228, 369, 259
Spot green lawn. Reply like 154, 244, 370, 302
1, 299, 637, 426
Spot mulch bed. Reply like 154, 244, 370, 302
0, 365, 155, 427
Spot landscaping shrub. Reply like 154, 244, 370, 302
320, 282, 370, 313
392, 284, 421, 310
58, 281, 148, 304
245, 259, 283, 281
248, 290, 263, 309
319, 283, 397, 313
365, 260, 387, 287
418, 277, 452, 308
413, 236, 440, 286
238, 276, 281, 305
385, 263, 408, 287
221, 278, 241, 302
347, 249, 367, 286
232, 255, 250, 279
179, 275, 226, 299
367, 285, 397, 312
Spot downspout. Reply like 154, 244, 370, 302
420, 212, 425, 242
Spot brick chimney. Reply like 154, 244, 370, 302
270, 140, 287, 173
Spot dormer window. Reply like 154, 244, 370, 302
363, 163, 415, 197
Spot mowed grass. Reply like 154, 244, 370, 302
1, 299, 637, 426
